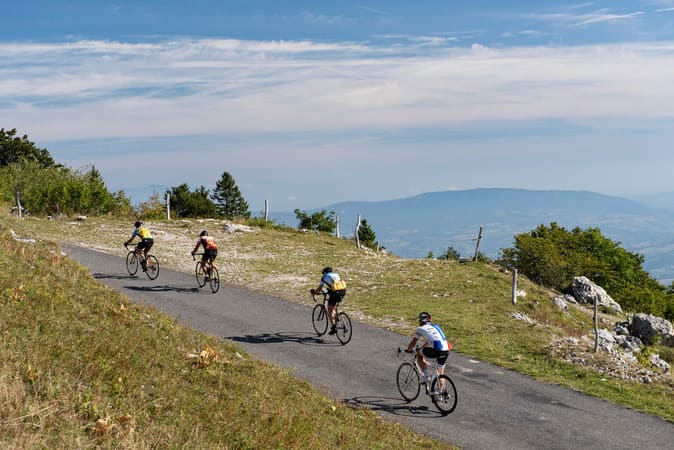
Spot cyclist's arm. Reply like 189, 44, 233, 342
191, 240, 201, 255
407, 336, 420, 353
124, 232, 137, 246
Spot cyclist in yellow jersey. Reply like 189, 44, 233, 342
310, 267, 347, 335
191, 230, 218, 279
124, 221, 154, 270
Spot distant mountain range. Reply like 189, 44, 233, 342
270, 188, 674, 285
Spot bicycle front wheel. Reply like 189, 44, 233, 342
145, 255, 159, 280
335, 311, 352, 345
209, 266, 220, 293
396, 362, 421, 402
431, 374, 457, 415
195, 263, 207, 287
126, 251, 138, 276
312, 304, 328, 336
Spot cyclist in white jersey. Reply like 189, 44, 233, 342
406, 312, 452, 383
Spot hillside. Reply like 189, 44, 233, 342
3, 212, 673, 425
0, 215, 453, 449
274, 188, 674, 283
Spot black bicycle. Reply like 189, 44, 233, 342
124, 244, 159, 280
192, 253, 220, 293
311, 290, 352, 345
396, 347, 457, 415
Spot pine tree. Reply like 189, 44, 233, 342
358, 219, 379, 249
211, 171, 250, 219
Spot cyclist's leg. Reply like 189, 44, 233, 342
420, 347, 440, 379
436, 351, 450, 377
327, 294, 339, 326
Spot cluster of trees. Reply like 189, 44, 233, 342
0, 128, 132, 216
137, 172, 251, 220
293, 209, 380, 249
499, 223, 674, 320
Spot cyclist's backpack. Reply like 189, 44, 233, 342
332, 279, 347, 300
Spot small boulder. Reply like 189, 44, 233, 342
629, 313, 674, 346
572, 276, 623, 314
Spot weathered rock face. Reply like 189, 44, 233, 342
571, 276, 623, 314
629, 313, 674, 346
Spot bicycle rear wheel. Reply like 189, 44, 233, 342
431, 374, 457, 415
195, 263, 207, 287
312, 304, 328, 336
209, 266, 220, 293
126, 251, 138, 276
145, 255, 159, 280
335, 311, 352, 345
396, 362, 421, 402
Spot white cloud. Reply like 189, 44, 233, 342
2, 38, 674, 143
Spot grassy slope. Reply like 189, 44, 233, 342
0, 220, 452, 449
1, 213, 672, 445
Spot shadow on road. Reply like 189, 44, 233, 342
229, 331, 341, 347
94, 273, 137, 280
344, 396, 448, 418
125, 285, 200, 294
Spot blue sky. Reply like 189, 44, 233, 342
2, 1, 674, 211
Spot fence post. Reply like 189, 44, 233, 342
15, 191, 23, 220
335, 213, 340, 238
354, 214, 361, 249
593, 299, 599, 352
165, 191, 171, 221
473, 226, 483, 261
511, 268, 518, 305
264, 200, 269, 222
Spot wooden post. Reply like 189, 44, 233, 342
264, 200, 269, 222
15, 191, 22, 220
166, 191, 171, 221
511, 268, 518, 305
473, 226, 483, 261
354, 214, 361, 249
593, 299, 599, 353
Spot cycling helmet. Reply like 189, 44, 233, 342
200, 230, 208, 237
418, 312, 432, 323
134, 221, 142, 228
322, 267, 333, 275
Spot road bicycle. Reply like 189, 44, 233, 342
124, 244, 159, 280
192, 253, 220, 293
311, 290, 352, 345
396, 347, 457, 415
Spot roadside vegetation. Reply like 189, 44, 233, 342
0, 220, 451, 449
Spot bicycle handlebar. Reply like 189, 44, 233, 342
398, 346, 422, 355
311, 290, 329, 302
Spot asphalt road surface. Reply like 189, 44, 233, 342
64, 244, 674, 450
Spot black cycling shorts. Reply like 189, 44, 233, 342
422, 347, 450, 366
327, 289, 346, 306
203, 249, 218, 261
138, 238, 153, 251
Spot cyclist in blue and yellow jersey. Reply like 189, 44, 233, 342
191, 230, 218, 279
406, 312, 452, 383
310, 267, 347, 335
124, 221, 154, 271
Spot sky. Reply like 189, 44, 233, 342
2, 1, 674, 212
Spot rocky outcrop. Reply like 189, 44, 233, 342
571, 276, 623, 313
629, 313, 674, 346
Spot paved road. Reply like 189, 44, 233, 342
64, 244, 673, 450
